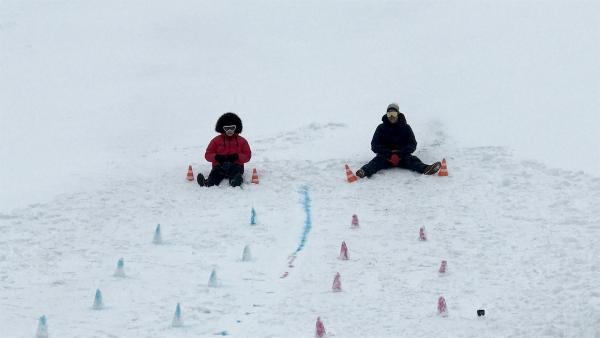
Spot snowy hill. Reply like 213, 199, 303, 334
2, 122, 600, 337
1, 1, 599, 337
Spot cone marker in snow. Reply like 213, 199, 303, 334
250, 207, 257, 225
208, 269, 218, 287
351, 214, 359, 228
242, 245, 252, 261
332, 272, 342, 292
186, 165, 194, 181
172, 303, 183, 327
114, 257, 125, 277
251, 168, 259, 184
419, 227, 427, 241
153, 224, 162, 244
439, 260, 447, 274
36, 315, 48, 338
438, 158, 448, 176
438, 296, 448, 316
345, 164, 358, 183
339, 241, 349, 260
315, 317, 326, 338
92, 289, 104, 310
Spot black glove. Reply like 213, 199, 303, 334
214, 154, 227, 163
226, 153, 239, 162
220, 161, 232, 172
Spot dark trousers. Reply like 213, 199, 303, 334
361, 154, 427, 177
206, 163, 244, 187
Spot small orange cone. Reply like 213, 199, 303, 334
251, 168, 259, 184
345, 164, 358, 183
438, 158, 448, 176
186, 165, 194, 181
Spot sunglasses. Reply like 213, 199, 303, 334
386, 110, 399, 118
223, 125, 236, 132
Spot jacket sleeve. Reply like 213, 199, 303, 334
238, 138, 252, 164
397, 125, 417, 157
371, 125, 391, 157
205, 138, 218, 163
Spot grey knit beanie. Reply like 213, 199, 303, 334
387, 103, 400, 113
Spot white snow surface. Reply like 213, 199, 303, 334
1, 1, 600, 337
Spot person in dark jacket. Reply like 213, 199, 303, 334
356, 103, 441, 178
197, 112, 252, 187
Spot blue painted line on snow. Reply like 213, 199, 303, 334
292, 185, 312, 256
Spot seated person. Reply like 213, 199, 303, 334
197, 112, 251, 187
356, 103, 441, 178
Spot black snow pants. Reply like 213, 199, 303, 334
206, 163, 244, 187
360, 154, 427, 177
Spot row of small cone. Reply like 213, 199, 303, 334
316, 302, 449, 337
313, 217, 448, 336
37, 301, 187, 337
186, 165, 259, 184
345, 158, 449, 182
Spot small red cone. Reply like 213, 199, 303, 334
332, 272, 342, 292
186, 165, 194, 181
438, 296, 448, 316
351, 214, 359, 228
339, 241, 349, 260
419, 227, 427, 241
439, 260, 447, 274
345, 164, 358, 183
315, 317, 326, 338
438, 158, 448, 176
251, 168, 259, 184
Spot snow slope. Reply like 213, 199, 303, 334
2, 122, 600, 337
1, 1, 600, 337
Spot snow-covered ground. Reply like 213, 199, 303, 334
1, 1, 599, 337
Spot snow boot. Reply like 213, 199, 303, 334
197, 173, 206, 186
423, 162, 442, 175
229, 173, 243, 187
356, 169, 366, 178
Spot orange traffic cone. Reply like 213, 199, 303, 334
345, 164, 358, 183
186, 165, 194, 181
438, 158, 448, 176
251, 168, 259, 184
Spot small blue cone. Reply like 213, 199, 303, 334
36, 315, 48, 338
250, 207, 256, 225
114, 258, 125, 277
92, 289, 104, 310
242, 245, 252, 262
172, 303, 183, 327
208, 269, 218, 287
153, 224, 162, 244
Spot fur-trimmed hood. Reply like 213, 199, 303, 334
215, 112, 243, 134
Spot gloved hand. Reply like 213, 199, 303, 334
225, 153, 239, 162
214, 154, 227, 163
389, 153, 401, 166
220, 161, 232, 172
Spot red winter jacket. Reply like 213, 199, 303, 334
205, 134, 252, 168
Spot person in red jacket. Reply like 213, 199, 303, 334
197, 112, 252, 187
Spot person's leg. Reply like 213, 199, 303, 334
359, 155, 391, 177
206, 166, 226, 186
399, 154, 428, 174
227, 165, 245, 187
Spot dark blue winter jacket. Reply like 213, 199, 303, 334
371, 113, 417, 158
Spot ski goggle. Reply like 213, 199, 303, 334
223, 125, 236, 132
386, 110, 399, 118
